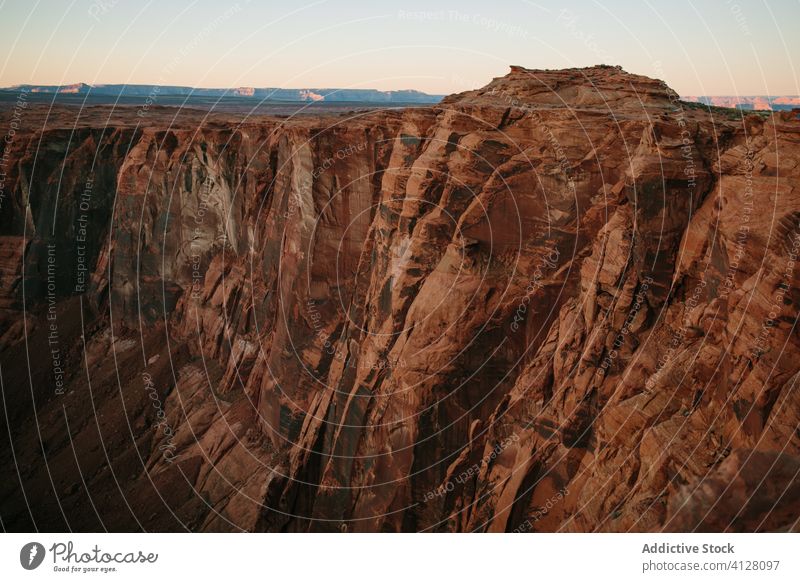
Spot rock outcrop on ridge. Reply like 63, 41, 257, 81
1, 65, 798, 532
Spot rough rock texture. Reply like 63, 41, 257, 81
1, 65, 798, 532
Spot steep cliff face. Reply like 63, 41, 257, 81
1, 66, 798, 532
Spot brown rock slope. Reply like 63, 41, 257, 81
0, 65, 798, 532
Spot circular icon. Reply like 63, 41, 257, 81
20, 542, 46, 570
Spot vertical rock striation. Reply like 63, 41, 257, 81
1, 66, 798, 532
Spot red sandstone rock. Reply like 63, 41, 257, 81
0, 66, 798, 532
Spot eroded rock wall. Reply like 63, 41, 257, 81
1, 66, 798, 532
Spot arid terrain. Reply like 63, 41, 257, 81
1, 65, 798, 532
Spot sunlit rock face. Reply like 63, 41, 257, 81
1, 65, 798, 533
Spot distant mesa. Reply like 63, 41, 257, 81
683, 95, 800, 111
9, 78, 797, 111
3, 83, 443, 103
299, 89, 325, 102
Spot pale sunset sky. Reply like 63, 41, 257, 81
0, 0, 798, 96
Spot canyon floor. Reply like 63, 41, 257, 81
1, 65, 799, 532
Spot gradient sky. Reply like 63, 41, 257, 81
0, 0, 798, 96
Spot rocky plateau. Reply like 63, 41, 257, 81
1, 65, 799, 532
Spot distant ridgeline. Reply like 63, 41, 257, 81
8, 84, 799, 111
683, 95, 800, 111
1, 83, 443, 103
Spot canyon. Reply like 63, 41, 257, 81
0, 65, 798, 533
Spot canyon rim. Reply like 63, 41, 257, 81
1, 64, 799, 534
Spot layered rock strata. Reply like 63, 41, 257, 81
1, 66, 798, 532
